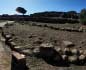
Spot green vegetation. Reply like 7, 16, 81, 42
16, 7, 27, 15
80, 8, 86, 25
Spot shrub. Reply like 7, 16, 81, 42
80, 8, 86, 25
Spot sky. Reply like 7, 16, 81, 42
0, 0, 86, 15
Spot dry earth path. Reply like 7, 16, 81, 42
0, 33, 11, 70
0, 21, 12, 70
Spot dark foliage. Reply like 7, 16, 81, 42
80, 8, 86, 25
16, 7, 27, 15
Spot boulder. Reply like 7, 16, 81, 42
53, 54, 63, 62
78, 54, 86, 65
68, 55, 78, 63
71, 48, 79, 55
79, 55, 86, 60
40, 43, 58, 58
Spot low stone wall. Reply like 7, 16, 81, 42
1, 31, 28, 70
30, 23, 86, 32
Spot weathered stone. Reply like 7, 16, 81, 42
32, 47, 41, 57
79, 55, 86, 60
78, 54, 86, 65
8, 39, 13, 42
7, 42, 17, 50
10, 42, 16, 46
5, 34, 12, 40
55, 47, 61, 52
83, 50, 86, 55
40, 43, 54, 48
62, 55, 68, 61
68, 55, 78, 63
12, 50, 26, 70
63, 48, 71, 55
5, 34, 12, 38
63, 40, 75, 47
79, 49, 84, 54
33, 47, 40, 54
14, 46, 21, 49
13, 51, 25, 59
22, 49, 33, 55
55, 47, 63, 54
71, 48, 79, 55
39, 43, 59, 58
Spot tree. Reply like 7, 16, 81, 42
80, 8, 86, 25
16, 7, 27, 15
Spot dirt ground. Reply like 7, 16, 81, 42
3, 21, 86, 70
0, 34, 11, 70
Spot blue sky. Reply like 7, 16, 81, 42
0, 0, 86, 15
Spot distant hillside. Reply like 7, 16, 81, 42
0, 11, 80, 23
30, 11, 79, 19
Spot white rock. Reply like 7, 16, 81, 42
68, 56, 78, 63
63, 41, 74, 47
55, 47, 61, 52
71, 48, 78, 54
33, 48, 40, 53
40, 43, 53, 48
5, 34, 12, 38
22, 49, 32, 54
10, 42, 16, 46
79, 55, 85, 60
62, 55, 68, 60
55, 47, 63, 54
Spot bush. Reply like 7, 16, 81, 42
80, 8, 86, 25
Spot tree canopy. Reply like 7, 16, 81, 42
16, 7, 27, 15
